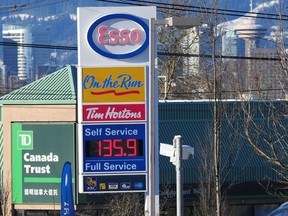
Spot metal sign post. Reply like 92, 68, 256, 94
174, 136, 184, 216
160, 136, 194, 216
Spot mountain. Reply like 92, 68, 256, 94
0, 0, 111, 65
0, 0, 285, 66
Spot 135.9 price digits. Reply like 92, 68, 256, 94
86, 139, 143, 157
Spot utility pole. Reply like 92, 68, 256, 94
174, 135, 184, 216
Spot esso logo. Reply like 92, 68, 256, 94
87, 14, 149, 59
98, 26, 142, 45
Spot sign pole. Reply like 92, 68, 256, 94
174, 135, 183, 216
145, 17, 159, 216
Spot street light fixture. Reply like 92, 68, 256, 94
154, 17, 201, 29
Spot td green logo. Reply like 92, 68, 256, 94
17, 131, 33, 150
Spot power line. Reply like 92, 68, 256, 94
0, 42, 77, 50
158, 51, 282, 61
0, 0, 70, 15
158, 88, 288, 97
133, 0, 288, 17
126, 0, 288, 18
0, 41, 283, 61
98, 0, 288, 21
21, 0, 70, 12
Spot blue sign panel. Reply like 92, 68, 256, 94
83, 174, 146, 193
83, 124, 146, 173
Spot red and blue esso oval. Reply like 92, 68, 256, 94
87, 14, 149, 59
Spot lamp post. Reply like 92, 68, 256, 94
147, 16, 200, 216
174, 135, 184, 216
148, 17, 201, 216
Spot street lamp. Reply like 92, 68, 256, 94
147, 16, 201, 216
155, 17, 201, 101
154, 17, 201, 28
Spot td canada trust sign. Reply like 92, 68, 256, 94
77, 7, 156, 193
12, 123, 75, 204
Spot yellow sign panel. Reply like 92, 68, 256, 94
82, 67, 146, 103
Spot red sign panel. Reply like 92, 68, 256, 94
83, 104, 146, 122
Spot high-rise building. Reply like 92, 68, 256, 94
33, 26, 55, 69
249, 48, 287, 99
0, 24, 3, 62
222, 30, 245, 57
182, 26, 199, 76
233, 15, 267, 97
234, 16, 266, 57
2, 25, 33, 81
182, 24, 212, 76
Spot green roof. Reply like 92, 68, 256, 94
0, 65, 77, 105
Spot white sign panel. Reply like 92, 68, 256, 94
77, 7, 156, 66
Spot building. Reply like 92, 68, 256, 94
234, 16, 266, 57
0, 63, 8, 95
248, 48, 287, 99
222, 29, 245, 57
2, 25, 33, 81
0, 24, 3, 61
182, 24, 213, 76
0, 66, 286, 215
33, 26, 57, 71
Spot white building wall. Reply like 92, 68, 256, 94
182, 27, 200, 76
3, 26, 33, 81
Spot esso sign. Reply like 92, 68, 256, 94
87, 14, 149, 59
98, 26, 142, 45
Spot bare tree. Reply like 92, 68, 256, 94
99, 187, 174, 216
157, 0, 209, 100
103, 193, 145, 216
1, 173, 13, 216
157, 0, 285, 215
168, 0, 254, 215
235, 0, 288, 198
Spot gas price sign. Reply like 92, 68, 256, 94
83, 124, 146, 173
86, 139, 143, 157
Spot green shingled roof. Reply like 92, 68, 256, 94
0, 65, 77, 104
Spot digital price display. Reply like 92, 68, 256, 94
86, 139, 143, 157
82, 124, 146, 173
